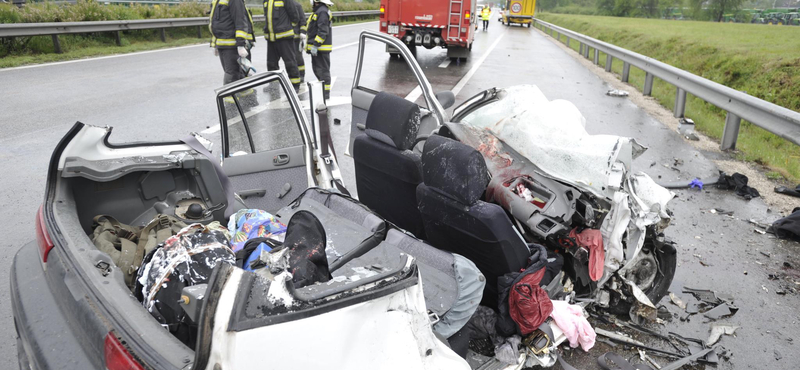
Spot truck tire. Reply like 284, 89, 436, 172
526, 22, 531, 28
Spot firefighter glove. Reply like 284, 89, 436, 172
214, 48, 219, 57
237, 46, 248, 58
299, 34, 307, 53
310, 45, 318, 57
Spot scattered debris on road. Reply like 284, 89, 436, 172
708, 324, 739, 345
774, 184, 800, 198
717, 172, 760, 200
677, 118, 699, 141
606, 89, 629, 97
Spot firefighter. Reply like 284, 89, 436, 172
481, 6, 491, 31
294, 0, 308, 84
306, 0, 333, 100
264, 0, 302, 92
209, 0, 255, 85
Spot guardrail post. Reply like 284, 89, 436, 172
721, 112, 741, 150
196, 26, 203, 38
622, 62, 630, 82
51, 34, 62, 54
114, 31, 122, 46
583, 45, 590, 58
565, 37, 570, 48
579, 43, 584, 55
593, 49, 599, 65
643, 72, 654, 96
555, 32, 559, 41
160, 28, 166, 42
605, 54, 613, 72
674, 88, 687, 118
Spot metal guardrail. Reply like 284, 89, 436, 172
533, 19, 800, 150
0, 10, 380, 53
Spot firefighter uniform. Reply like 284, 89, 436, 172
481, 7, 490, 30
306, 0, 333, 99
264, 0, 302, 91
293, 1, 307, 84
210, 0, 255, 85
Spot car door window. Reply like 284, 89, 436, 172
217, 75, 311, 213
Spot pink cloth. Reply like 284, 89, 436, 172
568, 228, 604, 281
549, 300, 596, 351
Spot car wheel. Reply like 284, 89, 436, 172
606, 234, 677, 315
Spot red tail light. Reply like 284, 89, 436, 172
105, 333, 144, 370
36, 206, 54, 263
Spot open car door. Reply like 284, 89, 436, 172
215, 72, 324, 213
347, 30, 451, 155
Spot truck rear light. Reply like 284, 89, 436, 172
464, 11, 470, 19
36, 205, 54, 263
380, 4, 385, 18
105, 333, 144, 370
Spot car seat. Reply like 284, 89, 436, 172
416, 135, 531, 308
352, 92, 426, 238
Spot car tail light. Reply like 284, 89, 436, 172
105, 333, 144, 370
36, 205, 54, 263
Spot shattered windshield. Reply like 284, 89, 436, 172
458, 85, 645, 198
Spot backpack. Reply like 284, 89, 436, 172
91, 214, 188, 290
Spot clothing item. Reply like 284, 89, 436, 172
267, 38, 302, 88
549, 300, 596, 352
263, 0, 300, 41
293, 0, 307, 36
210, 0, 255, 49
717, 172, 760, 200
482, 20, 489, 30
227, 209, 287, 252
481, 8, 491, 21
306, 3, 332, 52
294, 38, 306, 82
775, 184, 800, 198
771, 207, 800, 242
311, 51, 331, 98
568, 228, 605, 281
496, 244, 549, 337
282, 210, 331, 288
219, 47, 250, 84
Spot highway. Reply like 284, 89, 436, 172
2, 19, 799, 369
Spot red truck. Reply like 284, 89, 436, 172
379, 0, 478, 60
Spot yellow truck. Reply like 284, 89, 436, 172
499, 0, 536, 27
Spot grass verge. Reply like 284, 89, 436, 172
537, 13, 800, 183
0, 17, 377, 69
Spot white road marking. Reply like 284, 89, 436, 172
451, 33, 505, 97
404, 86, 422, 102
438, 59, 452, 68
1, 21, 376, 72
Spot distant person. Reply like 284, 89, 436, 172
265, 0, 302, 92
294, 0, 308, 85
306, 0, 333, 100
481, 6, 491, 31
209, 0, 255, 85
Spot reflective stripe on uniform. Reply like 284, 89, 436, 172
274, 0, 284, 5
219, 0, 228, 4
236, 30, 253, 40
318, 45, 332, 51
290, 77, 301, 84
216, 38, 237, 46
298, 65, 305, 71
273, 29, 295, 39
314, 35, 325, 44
266, 0, 275, 41
324, 84, 331, 90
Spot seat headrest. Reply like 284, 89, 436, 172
365, 92, 421, 151
421, 135, 490, 205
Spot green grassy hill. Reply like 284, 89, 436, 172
538, 13, 800, 182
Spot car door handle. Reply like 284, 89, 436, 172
273, 153, 290, 166
238, 189, 267, 199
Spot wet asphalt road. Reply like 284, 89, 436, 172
2, 18, 800, 370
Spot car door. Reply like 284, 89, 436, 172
215, 72, 315, 213
347, 30, 448, 155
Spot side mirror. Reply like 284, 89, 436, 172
435, 91, 456, 109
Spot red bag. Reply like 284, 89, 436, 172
508, 269, 553, 335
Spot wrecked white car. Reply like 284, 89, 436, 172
12, 30, 677, 370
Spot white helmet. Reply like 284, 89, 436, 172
314, 0, 333, 5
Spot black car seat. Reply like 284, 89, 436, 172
352, 92, 426, 238
416, 135, 531, 308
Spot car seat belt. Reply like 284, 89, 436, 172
181, 135, 236, 219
